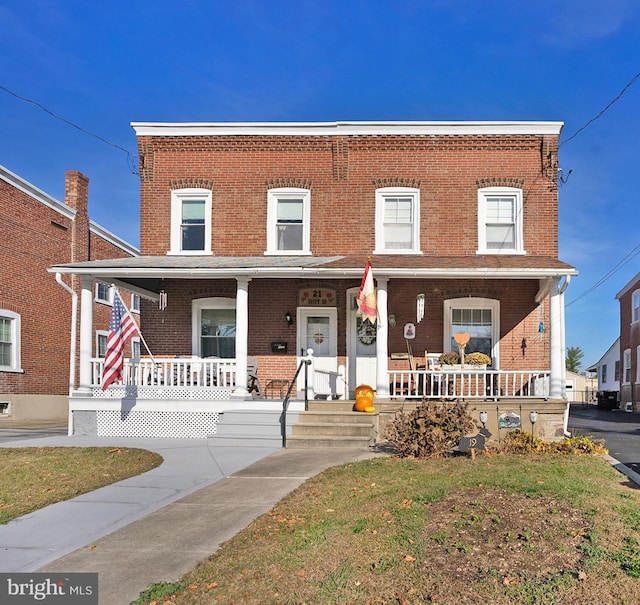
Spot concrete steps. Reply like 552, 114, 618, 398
209, 409, 298, 448
286, 408, 375, 449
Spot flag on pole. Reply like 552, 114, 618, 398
101, 290, 140, 390
356, 260, 377, 324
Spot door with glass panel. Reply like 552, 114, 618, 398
346, 289, 376, 397
296, 308, 337, 396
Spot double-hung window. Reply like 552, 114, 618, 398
170, 189, 212, 255
0, 310, 21, 371
477, 187, 524, 254
375, 187, 420, 254
192, 298, 236, 358
266, 188, 310, 254
444, 298, 499, 365
632, 290, 640, 323
623, 349, 632, 384
95, 283, 112, 304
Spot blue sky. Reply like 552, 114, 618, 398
1, 0, 639, 369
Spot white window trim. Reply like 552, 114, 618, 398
477, 186, 525, 255
636, 345, 640, 384
632, 289, 640, 324
95, 283, 113, 305
443, 297, 500, 367
374, 187, 421, 255
265, 188, 311, 255
623, 348, 631, 385
169, 188, 212, 256
191, 297, 236, 357
0, 310, 22, 372
96, 330, 109, 358
130, 293, 140, 314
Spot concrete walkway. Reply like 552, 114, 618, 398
0, 432, 378, 604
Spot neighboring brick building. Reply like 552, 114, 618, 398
51, 121, 577, 439
616, 272, 640, 411
0, 165, 138, 422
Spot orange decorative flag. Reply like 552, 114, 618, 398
356, 260, 377, 324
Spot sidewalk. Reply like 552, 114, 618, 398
0, 432, 378, 604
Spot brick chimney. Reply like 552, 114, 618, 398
65, 170, 90, 263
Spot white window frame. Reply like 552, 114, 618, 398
131, 337, 141, 360
636, 345, 640, 384
130, 293, 140, 313
192, 297, 236, 357
265, 188, 311, 255
169, 188, 212, 255
632, 289, 640, 323
374, 187, 421, 255
477, 187, 525, 255
96, 330, 109, 358
95, 283, 113, 305
0, 310, 22, 372
443, 298, 500, 366
623, 348, 631, 384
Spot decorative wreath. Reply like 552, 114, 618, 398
358, 322, 377, 345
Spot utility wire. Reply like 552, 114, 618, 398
560, 70, 640, 148
566, 241, 640, 308
0, 84, 138, 175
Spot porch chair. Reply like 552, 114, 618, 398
247, 357, 264, 397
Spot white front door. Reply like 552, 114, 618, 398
297, 308, 338, 395
347, 289, 377, 397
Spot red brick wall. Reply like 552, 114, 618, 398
619, 276, 640, 409
137, 133, 559, 258
0, 171, 136, 397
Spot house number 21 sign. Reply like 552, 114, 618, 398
298, 288, 337, 306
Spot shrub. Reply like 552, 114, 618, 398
502, 430, 608, 455
439, 351, 461, 365
384, 401, 476, 459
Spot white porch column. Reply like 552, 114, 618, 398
78, 277, 94, 393
375, 277, 389, 398
549, 277, 565, 399
233, 277, 250, 398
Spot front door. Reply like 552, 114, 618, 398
297, 308, 338, 395
347, 288, 377, 397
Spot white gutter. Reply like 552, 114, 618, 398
560, 275, 572, 437
55, 273, 76, 436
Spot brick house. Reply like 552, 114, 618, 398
51, 121, 577, 441
0, 165, 138, 423
616, 272, 640, 411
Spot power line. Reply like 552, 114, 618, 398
559, 70, 640, 148
566, 241, 640, 308
0, 84, 138, 175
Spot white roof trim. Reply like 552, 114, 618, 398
89, 221, 139, 257
131, 120, 564, 137
615, 270, 640, 299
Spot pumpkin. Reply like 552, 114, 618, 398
355, 396, 371, 412
355, 384, 374, 401
364, 406, 376, 413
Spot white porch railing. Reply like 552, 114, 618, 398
388, 369, 550, 400
91, 357, 237, 390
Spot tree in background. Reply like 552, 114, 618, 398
566, 346, 584, 373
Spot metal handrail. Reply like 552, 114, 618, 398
281, 358, 310, 448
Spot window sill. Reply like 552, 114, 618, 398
373, 250, 423, 256
0, 367, 24, 374
166, 250, 213, 256
263, 250, 312, 256
476, 249, 526, 256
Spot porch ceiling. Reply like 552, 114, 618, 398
49, 254, 577, 294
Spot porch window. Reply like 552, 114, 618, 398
96, 331, 108, 358
170, 189, 212, 255
374, 187, 420, 254
95, 283, 112, 304
477, 187, 524, 254
192, 298, 236, 358
0, 310, 21, 371
444, 298, 499, 364
266, 188, 310, 254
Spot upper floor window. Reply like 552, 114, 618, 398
95, 283, 113, 305
0, 310, 21, 371
266, 188, 311, 254
632, 290, 640, 323
477, 187, 524, 254
170, 189, 212, 255
375, 187, 420, 254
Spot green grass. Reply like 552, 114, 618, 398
0, 446, 163, 523
132, 453, 640, 605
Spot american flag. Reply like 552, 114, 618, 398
101, 291, 140, 390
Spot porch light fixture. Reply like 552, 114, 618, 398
529, 411, 538, 435
388, 314, 396, 328
285, 311, 293, 326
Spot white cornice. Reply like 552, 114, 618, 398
131, 120, 564, 137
